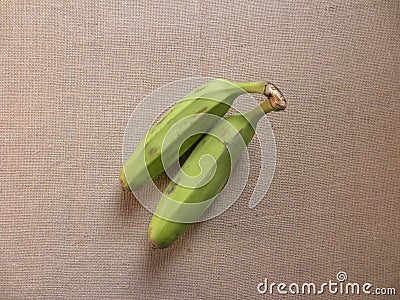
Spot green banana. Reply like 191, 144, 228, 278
148, 83, 287, 248
120, 79, 273, 191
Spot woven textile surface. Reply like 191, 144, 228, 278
1, 1, 399, 299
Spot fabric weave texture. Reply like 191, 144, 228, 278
1, 1, 399, 299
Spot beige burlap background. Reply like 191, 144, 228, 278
1, 1, 399, 299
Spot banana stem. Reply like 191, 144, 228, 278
235, 81, 267, 94
236, 81, 287, 111
244, 82, 286, 126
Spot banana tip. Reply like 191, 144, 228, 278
148, 228, 168, 249
119, 168, 131, 191
264, 83, 287, 111
149, 240, 162, 249
148, 238, 169, 249
119, 176, 131, 192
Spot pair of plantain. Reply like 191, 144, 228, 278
120, 79, 286, 248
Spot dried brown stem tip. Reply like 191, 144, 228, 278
264, 83, 287, 111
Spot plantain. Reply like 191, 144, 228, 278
148, 83, 287, 248
120, 79, 273, 191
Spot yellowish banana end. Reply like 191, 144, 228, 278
119, 168, 131, 191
